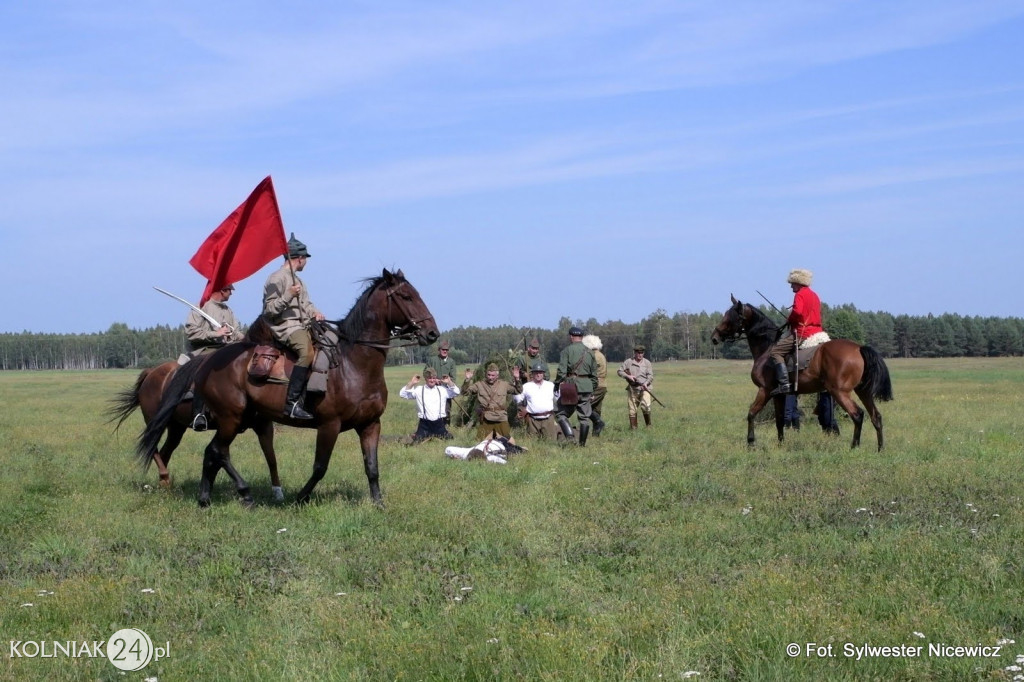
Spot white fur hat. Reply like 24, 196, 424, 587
787, 268, 813, 286
581, 334, 602, 351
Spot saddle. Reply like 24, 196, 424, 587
246, 319, 341, 393
784, 333, 831, 374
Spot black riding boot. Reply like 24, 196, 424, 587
190, 392, 208, 431
557, 417, 576, 442
770, 362, 791, 396
642, 411, 651, 427
284, 366, 314, 420
592, 413, 605, 437
578, 423, 590, 447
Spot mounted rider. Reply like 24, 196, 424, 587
769, 268, 822, 396
183, 283, 244, 430
262, 233, 325, 420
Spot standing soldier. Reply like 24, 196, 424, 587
617, 344, 655, 429
513, 338, 549, 380
262, 233, 325, 420
581, 334, 607, 436
461, 363, 522, 440
554, 326, 598, 446
183, 283, 244, 430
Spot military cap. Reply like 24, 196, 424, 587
568, 326, 584, 336
528, 338, 540, 349
486, 362, 499, 371
530, 362, 546, 373
634, 344, 646, 352
287, 232, 311, 258
439, 340, 450, 350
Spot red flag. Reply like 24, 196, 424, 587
189, 176, 289, 305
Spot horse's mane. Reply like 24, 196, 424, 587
336, 273, 396, 343
743, 303, 780, 339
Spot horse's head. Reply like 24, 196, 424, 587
376, 268, 440, 346
711, 294, 747, 345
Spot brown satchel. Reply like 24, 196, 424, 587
558, 381, 579, 406
248, 345, 281, 380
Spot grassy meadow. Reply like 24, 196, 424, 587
1, 357, 1023, 681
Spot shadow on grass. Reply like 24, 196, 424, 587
139, 475, 368, 508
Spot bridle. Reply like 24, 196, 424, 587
716, 307, 749, 343
333, 278, 435, 349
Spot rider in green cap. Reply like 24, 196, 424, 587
262, 232, 324, 419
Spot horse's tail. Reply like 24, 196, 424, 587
857, 346, 894, 402
136, 359, 200, 470
107, 368, 149, 431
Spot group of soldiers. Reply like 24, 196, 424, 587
400, 327, 657, 447
182, 246, 829, 444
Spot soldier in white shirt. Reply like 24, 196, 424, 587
399, 368, 461, 441
513, 362, 558, 439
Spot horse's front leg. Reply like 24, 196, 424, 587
746, 388, 770, 446
295, 421, 341, 505
254, 419, 284, 501
358, 420, 384, 508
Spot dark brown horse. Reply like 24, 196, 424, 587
137, 268, 438, 507
108, 357, 284, 498
710, 295, 893, 450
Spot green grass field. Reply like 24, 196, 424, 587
1, 358, 1022, 681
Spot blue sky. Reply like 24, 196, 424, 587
3, 1, 1023, 334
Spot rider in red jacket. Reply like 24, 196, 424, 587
769, 268, 822, 396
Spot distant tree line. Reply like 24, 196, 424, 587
3, 304, 1021, 371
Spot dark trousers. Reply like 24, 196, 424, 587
413, 418, 453, 441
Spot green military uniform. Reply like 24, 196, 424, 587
553, 327, 598, 445
461, 363, 521, 439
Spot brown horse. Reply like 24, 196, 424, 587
108, 357, 284, 498
137, 268, 438, 507
710, 295, 893, 450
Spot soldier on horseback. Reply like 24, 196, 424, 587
262, 233, 325, 420
769, 268, 822, 396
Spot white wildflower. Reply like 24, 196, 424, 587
141, 588, 156, 594
913, 632, 925, 639
487, 638, 499, 644
276, 528, 288, 533
682, 673, 701, 679
741, 506, 752, 515
20, 603, 33, 607
855, 507, 868, 513
461, 587, 473, 592
335, 592, 347, 596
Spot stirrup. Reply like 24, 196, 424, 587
191, 413, 208, 431
770, 384, 791, 397
285, 402, 313, 420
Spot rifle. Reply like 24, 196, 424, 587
642, 385, 666, 408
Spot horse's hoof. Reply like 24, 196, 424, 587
239, 496, 254, 509
272, 486, 285, 502
159, 477, 174, 489
198, 497, 211, 508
